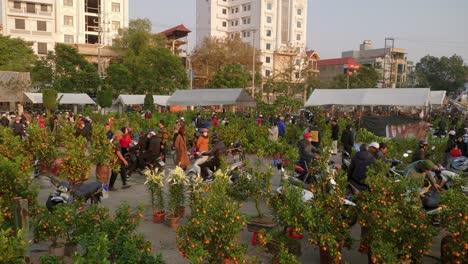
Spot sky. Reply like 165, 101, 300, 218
0, 0, 466, 62
128, 0, 468, 63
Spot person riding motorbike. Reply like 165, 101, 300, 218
296, 132, 320, 182
193, 128, 210, 176
199, 132, 226, 180
138, 129, 161, 169
368, 142, 380, 159
412, 141, 429, 162
404, 160, 444, 209
375, 142, 391, 164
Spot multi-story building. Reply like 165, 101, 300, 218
317, 57, 360, 85
196, 0, 308, 81
342, 40, 408, 88
1, 0, 129, 55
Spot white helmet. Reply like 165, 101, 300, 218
369, 142, 380, 149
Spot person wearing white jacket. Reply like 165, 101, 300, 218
268, 122, 279, 142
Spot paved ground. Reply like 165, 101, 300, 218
29, 153, 443, 263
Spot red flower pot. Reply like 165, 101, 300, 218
153, 210, 165, 224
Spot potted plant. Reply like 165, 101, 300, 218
144, 167, 166, 223
23, 124, 58, 173
166, 166, 188, 228
33, 206, 68, 257
244, 165, 275, 229
90, 125, 118, 185
60, 136, 91, 184
176, 172, 247, 263
440, 188, 468, 264
357, 165, 437, 263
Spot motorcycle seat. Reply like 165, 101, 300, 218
74, 181, 102, 198
294, 164, 306, 173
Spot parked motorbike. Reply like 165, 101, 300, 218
450, 156, 468, 173
341, 151, 351, 172
33, 160, 103, 211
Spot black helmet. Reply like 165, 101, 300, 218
360, 144, 368, 151
419, 140, 428, 147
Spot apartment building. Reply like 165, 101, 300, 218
342, 40, 408, 88
1, 0, 129, 55
196, 0, 308, 79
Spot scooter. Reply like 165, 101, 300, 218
185, 154, 246, 183
341, 151, 351, 172
450, 156, 468, 173
276, 162, 358, 226
33, 160, 103, 211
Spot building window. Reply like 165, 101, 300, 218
112, 3, 120, 12
297, 8, 302, 15
297, 21, 301, 28
15, 19, 25, 30
266, 56, 271, 63
112, 21, 120, 31
40, 4, 48, 12
222, 8, 227, 14
63, 0, 73, 7
266, 30, 271, 37
243, 4, 251, 11
242, 31, 250, 38
37, 43, 47, 54
64, 35, 74, 43
222, 21, 227, 27
242, 17, 250, 25
13, 2, 21, 9
37, 21, 47, 31
296, 34, 301, 41
295, 72, 300, 79
64, 16, 73, 26
266, 16, 272, 23
267, 2, 272, 10
26, 3, 35, 13
265, 70, 271, 77
266, 43, 271, 50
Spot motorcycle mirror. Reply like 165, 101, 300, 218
406, 150, 413, 154
431, 146, 436, 150
403, 153, 409, 158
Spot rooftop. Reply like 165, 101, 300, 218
318, 57, 360, 67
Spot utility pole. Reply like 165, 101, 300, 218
251, 29, 256, 97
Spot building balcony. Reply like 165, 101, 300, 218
10, 29, 32, 35
32, 31, 53, 36
8, 8, 52, 17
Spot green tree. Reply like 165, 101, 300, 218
112, 18, 187, 94
0, 36, 37, 72
415, 55, 467, 92
191, 36, 260, 87
31, 44, 101, 93
208, 64, 250, 88
104, 63, 133, 94
330, 66, 380, 89
143, 94, 154, 111
96, 90, 113, 109
43, 89, 58, 113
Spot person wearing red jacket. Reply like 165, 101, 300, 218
119, 127, 132, 156
211, 114, 218, 127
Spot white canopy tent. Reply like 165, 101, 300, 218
429, 91, 446, 105
304, 88, 432, 107
115, 95, 170, 106
24, 93, 96, 105
167, 88, 256, 107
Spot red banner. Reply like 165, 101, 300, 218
386, 121, 430, 140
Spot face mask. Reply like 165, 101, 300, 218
203, 132, 208, 137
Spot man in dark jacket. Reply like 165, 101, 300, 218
296, 132, 320, 182
139, 129, 161, 168
331, 120, 339, 155
341, 125, 354, 154
12, 117, 24, 137
412, 141, 429, 162
347, 144, 376, 191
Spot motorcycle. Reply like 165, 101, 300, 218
450, 156, 468, 173
33, 160, 103, 211
276, 161, 358, 226
341, 151, 351, 172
